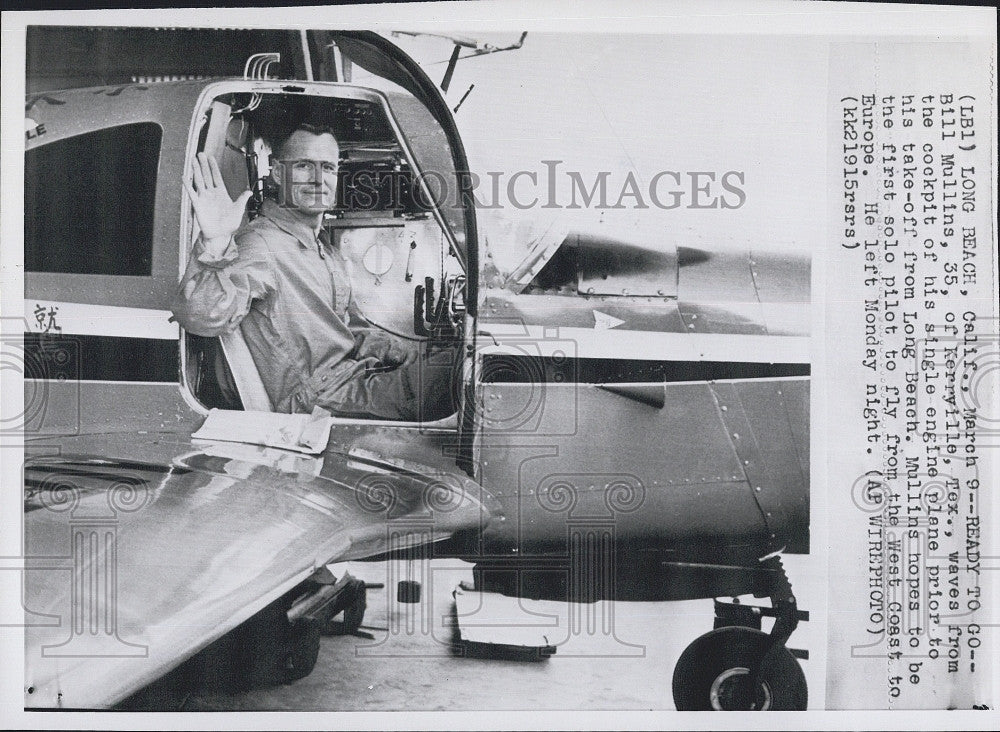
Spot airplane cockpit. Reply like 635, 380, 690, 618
21, 32, 816, 711
183, 83, 468, 418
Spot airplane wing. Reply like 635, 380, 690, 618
22, 431, 487, 709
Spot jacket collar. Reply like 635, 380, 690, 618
261, 199, 325, 250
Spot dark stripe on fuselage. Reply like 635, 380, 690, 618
23, 332, 177, 383
480, 355, 810, 384
21, 334, 809, 384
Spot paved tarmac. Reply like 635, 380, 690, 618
184, 555, 823, 712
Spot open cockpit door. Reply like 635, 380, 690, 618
314, 31, 484, 474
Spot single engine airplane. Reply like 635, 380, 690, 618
18, 30, 810, 711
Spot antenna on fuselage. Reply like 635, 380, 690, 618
232, 53, 281, 114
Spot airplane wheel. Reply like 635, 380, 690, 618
282, 617, 321, 683
671, 627, 807, 711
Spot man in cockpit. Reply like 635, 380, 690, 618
171, 122, 456, 421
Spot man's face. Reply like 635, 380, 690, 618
272, 130, 340, 213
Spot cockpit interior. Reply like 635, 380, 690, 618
184, 88, 466, 417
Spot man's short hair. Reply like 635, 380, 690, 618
269, 122, 339, 159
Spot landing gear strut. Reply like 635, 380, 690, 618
671, 557, 808, 711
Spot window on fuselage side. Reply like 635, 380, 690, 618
25, 122, 162, 276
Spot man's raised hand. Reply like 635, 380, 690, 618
183, 152, 253, 255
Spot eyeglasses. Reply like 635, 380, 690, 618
276, 159, 340, 176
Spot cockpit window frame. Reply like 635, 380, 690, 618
177, 80, 467, 430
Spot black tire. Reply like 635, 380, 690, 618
671, 626, 807, 711
282, 617, 321, 683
